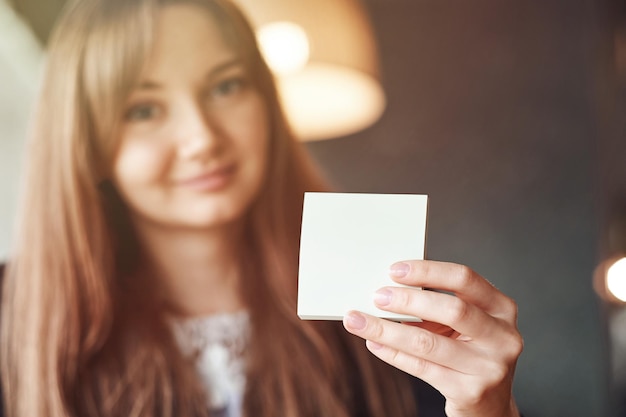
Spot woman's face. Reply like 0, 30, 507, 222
112, 3, 269, 231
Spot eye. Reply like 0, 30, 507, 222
124, 103, 162, 122
210, 77, 247, 100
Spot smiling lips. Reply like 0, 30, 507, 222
176, 164, 236, 191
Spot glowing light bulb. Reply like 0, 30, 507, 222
257, 22, 310, 75
607, 257, 626, 302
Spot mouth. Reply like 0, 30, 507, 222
175, 163, 237, 191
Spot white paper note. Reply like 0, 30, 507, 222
297, 192, 428, 321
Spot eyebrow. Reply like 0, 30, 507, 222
136, 58, 244, 90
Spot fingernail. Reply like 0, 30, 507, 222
389, 262, 410, 278
366, 340, 384, 350
344, 311, 366, 330
373, 288, 392, 306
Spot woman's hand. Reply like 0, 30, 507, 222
342, 260, 523, 417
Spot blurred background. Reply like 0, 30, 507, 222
2, 0, 626, 416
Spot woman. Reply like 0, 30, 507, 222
0, 0, 523, 416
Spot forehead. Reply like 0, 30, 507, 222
143, 3, 236, 81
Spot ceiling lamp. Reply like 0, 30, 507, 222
232, 0, 385, 141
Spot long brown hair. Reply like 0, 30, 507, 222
1, 0, 417, 416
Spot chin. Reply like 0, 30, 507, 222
179, 197, 252, 228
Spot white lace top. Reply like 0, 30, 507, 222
171, 311, 250, 417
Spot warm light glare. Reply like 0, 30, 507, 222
277, 63, 386, 140
257, 22, 310, 75
607, 257, 626, 302
231, 0, 384, 140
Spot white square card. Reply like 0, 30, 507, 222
297, 192, 428, 321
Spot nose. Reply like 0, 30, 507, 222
176, 102, 221, 160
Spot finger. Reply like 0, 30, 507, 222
343, 311, 490, 374
374, 286, 508, 342
363, 340, 516, 417
363, 338, 476, 401
389, 260, 518, 321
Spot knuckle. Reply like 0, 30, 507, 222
396, 289, 412, 311
446, 297, 470, 325
388, 347, 402, 363
418, 261, 431, 278
409, 356, 429, 376
501, 295, 519, 321
410, 330, 436, 355
462, 384, 485, 407
455, 366, 512, 409
369, 320, 385, 341
454, 264, 476, 289
515, 335, 525, 355
486, 362, 510, 385
507, 332, 524, 358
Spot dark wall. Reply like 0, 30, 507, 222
306, 1, 614, 416
8, 0, 623, 415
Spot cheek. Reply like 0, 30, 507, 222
113, 141, 170, 188
240, 102, 271, 171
